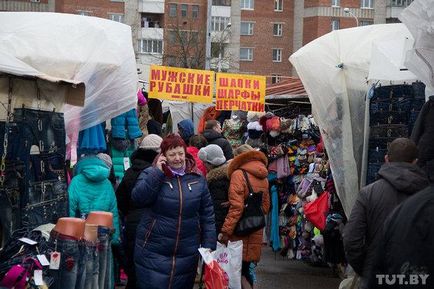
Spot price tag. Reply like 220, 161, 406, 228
123, 157, 130, 171
34, 270, 43, 285
37, 254, 50, 266
49, 251, 61, 270
18, 237, 37, 245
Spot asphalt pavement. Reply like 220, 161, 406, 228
255, 248, 341, 289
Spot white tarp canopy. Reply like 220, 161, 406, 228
290, 23, 415, 217
400, 0, 434, 89
0, 12, 138, 138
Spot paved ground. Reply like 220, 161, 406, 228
254, 248, 341, 289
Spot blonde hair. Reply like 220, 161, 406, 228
234, 144, 254, 156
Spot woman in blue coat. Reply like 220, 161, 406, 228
132, 134, 216, 289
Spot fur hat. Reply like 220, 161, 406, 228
247, 111, 266, 123
234, 144, 254, 156
96, 153, 113, 169
140, 134, 163, 152
198, 144, 226, 166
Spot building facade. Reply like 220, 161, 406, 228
0, 0, 54, 12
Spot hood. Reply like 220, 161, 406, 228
130, 148, 158, 169
207, 163, 229, 182
228, 150, 268, 179
178, 119, 194, 142
152, 151, 199, 177
75, 156, 110, 182
378, 162, 429, 194
186, 146, 199, 156
203, 129, 223, 141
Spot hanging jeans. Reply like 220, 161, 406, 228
48, 231, 82, 289
13, 108, 66, 155
97, 226, 113, 289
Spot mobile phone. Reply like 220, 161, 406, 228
161, 163, 172, 177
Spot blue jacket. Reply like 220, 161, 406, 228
178, 119, 194, 145
68, 156, 121, 244
111, 108, 143, 140
132, 165, 216, 289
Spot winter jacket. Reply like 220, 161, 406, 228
178, 119, 194, 145
221, 150, 270, 262
202, 129, 234, 161
111, 108, 143, 140
411, 96, 434, 182
343, 162, 429, 289
132, 155, 216, 289
206, 163, 230, 233
222, 119, 246, 148
186, 146, 207, 176
111, 144, 135, 181
372, 185, 434, 289
68, 156, 121, 244
115, 148, 158, 288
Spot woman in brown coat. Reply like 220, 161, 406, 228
219, 145, 270, 289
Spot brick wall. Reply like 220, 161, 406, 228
57, 0, 124, 18
305, 0, 362, 8
239, 0, 295, 85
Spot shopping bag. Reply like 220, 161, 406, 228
215, 241, 243, 289
303, 191, 330, 231
199, 248, 229, 289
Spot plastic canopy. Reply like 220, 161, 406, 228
290, 24, 413, 217
0, 12, 138, 137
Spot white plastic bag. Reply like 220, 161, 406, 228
215, 241, 243, 289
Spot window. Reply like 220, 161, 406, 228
139, 39, 163, 54
361, 0, 374, 8
169, 4, 177, 17
240, 48, 253, 61
331, 19, 340, 30
240, 22, 254, 35
212, 0, 231, 5
331, 0, 340, 6
271, 74, 281, 84
77, 11, 90, 16
211, 42, 226, 58
241, 0, 254, 9
211, 16, 230, 32
360, 20, 373, 26
272, 49, 282, 62
274, 0, 283, 11
192, 5, 199, 18
109, 13, 124, 23
168, 31, 177, 43
273, 23, 283, 36
181, 4, 188, 17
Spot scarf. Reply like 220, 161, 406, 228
169, 165, 186, 177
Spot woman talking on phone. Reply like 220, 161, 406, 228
132, 134, 216, 289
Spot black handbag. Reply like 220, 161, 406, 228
234, 170, 266, 236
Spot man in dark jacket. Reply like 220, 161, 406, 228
343, 138, 429, 289
202, 120, 234, 160
371, 184, 434, 289
115, 134, 162, 289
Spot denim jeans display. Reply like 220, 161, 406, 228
48, 234, 81, 289
0, 108, 68, 234
367, 83, 426, 184
97, 226, 113, 289
76, 241, 99, 289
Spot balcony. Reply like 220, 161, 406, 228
141, 13, 164, 28
139, 28, 164, 41
386, 0, 414, 19
139, 0, 164, 14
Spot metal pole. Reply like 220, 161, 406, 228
205, 0, 212, 70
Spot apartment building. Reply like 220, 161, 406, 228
56, 0, 124, 20
0, 0, 54, 12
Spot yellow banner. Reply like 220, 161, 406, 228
215, 73, 266, 112
149, 65, 214, 103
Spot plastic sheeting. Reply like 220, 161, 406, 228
165, 102, 212, 133
400, 0, 434, 89
289, 24, 412, 217
0, 12, 138, 136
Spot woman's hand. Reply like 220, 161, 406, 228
218, 233, 229, 245
156, 155, 167, 172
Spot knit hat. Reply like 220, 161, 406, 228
198, 144, 226, 166
96, 153, 113, 169
234, 144, 254, 156
140, 134, 163, 152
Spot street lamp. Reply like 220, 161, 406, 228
218, 23, 231, 72
344, 7, 359, 27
